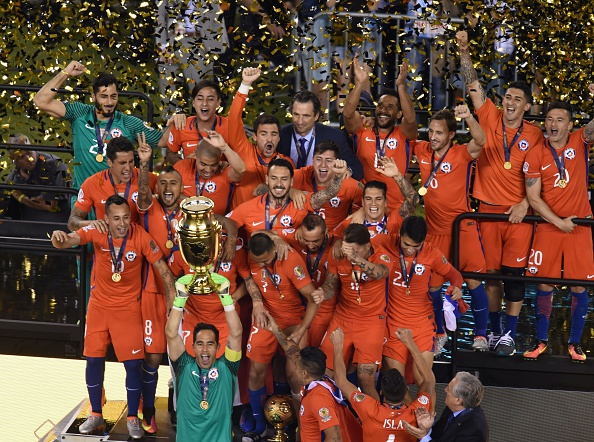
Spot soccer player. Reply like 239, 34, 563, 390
343, 55, 418, 213
412, 106, 489, 353
166, 273, 243, 442
457, 31, 544, 356
173, 131, 245, 215
331, 327, 435, 442
51, 195, 176, 440
318, 223, 393, 400
523, 98, 594, 361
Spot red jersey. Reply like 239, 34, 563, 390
300, 379, 363, 442
412, 141, 475, 235
248, 248, 312, 321
327, 247, 393, 320
76, 169, 157, 221
349, 389, 431, 442
524, 127, 592, 219
474, 98, 544, 205
333, 213, 403, 241
227, 194, 313, 237
353, 125, 411, 212
293, 166, 363, 231
77, 223, 163, 309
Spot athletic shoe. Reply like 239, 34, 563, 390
494, 331, 516, 356
242, 426, 274, 442
79, 413, 104, 434
434, 333, 448, 356
127, 416, 144, 440
569, 343, 586, 362
239, 407, 256, 433
487, 332, 501, 351
142, 415, 158, 435
523, 341, 547, 360
137, 395, 143, 421
472, 336, 489, 352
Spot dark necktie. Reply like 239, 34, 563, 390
297, 138, 307, 168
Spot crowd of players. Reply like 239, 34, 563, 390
22, 28, 593, 442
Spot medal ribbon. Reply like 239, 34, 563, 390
306, 236, 328, 278
195, 116, 219, 140
265, 195, 290, 230
108, 229, 129, 275
501, 119, 524, 165
93, 113, 115, 159
399, 246, 419, 290
545, 139, 567, 184
160, 202, 178, 248
195, 164, 204, 196
108, 170, 132, 201
364, 215, 387, 235
199, 369, 210, 407
374, 126, 396, 160
421, 148, 451, 192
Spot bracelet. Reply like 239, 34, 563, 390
17, 194, 25, 203
60, 70, 70, 77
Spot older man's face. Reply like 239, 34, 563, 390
444, 377, 461, 411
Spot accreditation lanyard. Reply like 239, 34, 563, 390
265, 195, 290, 230
195, 116, 218, 140
420, 148, 451, 193
108, 170, 132, 201
306, 236, 328, 278
108, 230, 129, 274
545, 139, 567, 185
399, 246, 418, 295
264, 256, 284, 299
501, 119, 523, 168
374, 126, 396, 159
94, 113, 115, 157
292, 130, 315, 165
195, 165, 204, 196
364, 215, 388, 235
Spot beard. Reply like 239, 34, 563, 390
95, 101, 116, 118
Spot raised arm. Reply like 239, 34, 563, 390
455, 104, 486, 159
329, 328, 358, 398
526, 176, 577, 233
153, 258, 177, 309
584, 84, 594, 143
342, 55, 367, 134
207, 131, 246, 183
456, 30, 486, 110
166, 275, 191, 362
342, 243, 390, 280
396, 58, 418, 141
137, 133, 154, 211
375, 156, 419, 218
310, 159, 348, 210
212, 273, 242, 352
33, 61, 86, 118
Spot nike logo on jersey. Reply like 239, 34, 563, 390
365, 137, 375, 142
132, 349, 142, 354
192, 370, 201, 377
252, 221, 264, 226
183, 185, 192, 188
541, 164, 552, 170
421, 160, 430, 165
338, 272, 350, 276
516, 257, 527, 262
588, 275, 594, 279
101, 199, 107, 204
186, 143, 198, 147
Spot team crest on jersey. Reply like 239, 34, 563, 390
318, 408, 331, 422
280, 215, 293, 227
523, 162, 529, 173
77, 188, 85, 203
220, 262, 232, 272
354, 393, 366, 402
272, 274, 282, 285
149, 240, 159, 254
385, 138, 398, 150
110, 128, 123, 138
294, 266, 306, 280
380, 254, 391, 263
300, 405, 305, 416
418, 395, 429, 405
440, 162, 452, 173
168, 132, 174, 144
247, 343, 252, 352
528, 266, 538, 274
414, 263, 426, 275
125, 250, 137, 262
330, 196, 341, 208
564, 148, 576, 160
208, 367, 219, 380
442, 255, 448, 264
282, 228, 295, 235
518, 139, 529, 151
131, 191, 139, 203
144, 337, 153, 346
204, 181, 216, 193
360, 273, 370, 282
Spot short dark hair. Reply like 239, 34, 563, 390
381, 369, 407, 403
254, 114, 281, 134
106, 136, 134, 161
431, 109, 457, 133
105, 194, 129, 214
343, 223, 371, 246
379, 88, 400, 102
363, 180, 387, 199
192, 80, 222, 101
301, 213, 326, 232
506, 81, 532, 104
268, 157, 294, 178
289, 90, 321, 117
546, 101, 573, 119
300, 347, 327, 378
159, 165, 181, 178
93, 73, 118, 94
193, 322, 220, 346
400, 216, 427, 243
313, 140, 339, 158
248, 233, 275, 256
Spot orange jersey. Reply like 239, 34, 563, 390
227, 194, 313, 237
293, 166, 363, 231
524, 127, 592, 218
300, 379, 363, 442
248, 248, 312, 320
77, 223, 163, 309
412, 141, 475, 235
353, 125, 411, 211
474, 98, 544, 205
327, 247, 393, 320
349, 390, 431, 442
166, 115, 226, 157
75, 169, 157, 221
333, 213, 403, 241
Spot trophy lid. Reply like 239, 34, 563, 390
180, 196, 215, 213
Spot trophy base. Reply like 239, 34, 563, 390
268, 428, 289, 442
187, 272, 220, 295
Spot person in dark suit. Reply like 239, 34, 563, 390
404, 371, 489, 442
278, 90, 364, 180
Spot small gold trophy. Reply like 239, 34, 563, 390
176, 196, 222, 294
264, 395, 296, 442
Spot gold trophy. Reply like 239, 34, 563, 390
176, 196, 222, 294
264, 395, 296, 442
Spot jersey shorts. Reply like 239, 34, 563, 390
427, 219, 486, 286
140, 289, 168, 354
478, 202, 533, 270
247, 317, 304, 364
84, 298, 144, 361
383, 317, 437, 365
308, 315, 332, 349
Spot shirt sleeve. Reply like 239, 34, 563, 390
140, 229, 164, 264
171, 350, 193, 374
348, 390, 375, 421
63, 101, 93, 122
308, 391, 344, 431
285, 252, 313, 291
223, 348, 241, 376
123, 114, 163, 148
75, 179, 95, 213
523, 146, 542, 178
168, 125, 182, 153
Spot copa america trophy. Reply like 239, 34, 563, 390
264, 395, 296, 442
177, 196, 222, 294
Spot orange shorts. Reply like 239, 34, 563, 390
383, 317, 436, 364
84, 299, 144, 361
309, 310, 333, 348
527, 224, 594, 280
428, 220, 486, 286
478, 203, 533, 270
141, 290, 168, 354
247, 317, 303, 364
319, 315, 386, 370
182, 311, 229, 359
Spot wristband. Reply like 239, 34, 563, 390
17, 194, 25, 203
238, 83, 250, 95
173, 296, 188, 309
61, 70, 70, 77
172, 305, 184, 312
219, 292, 234, 307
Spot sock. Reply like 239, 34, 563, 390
248, 386, 267, 434
469, 285, 489, 338
489, 311, 502, 334
124, 359, 143, 417
346, 370, 359, 388
504, 314, 519, 339
273, 382, 290, 395
569, 290, 588, 344
429, 288, 445, 334
141, 361, 158, 422
86, 357, 105, 414
534, 289, 553, 342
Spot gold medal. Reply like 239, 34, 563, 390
357, 296, 361, 304
558, 179, 567, 188
165, 239, 174, 249
200, 400, 209, 410
406, 288, 411, 296
418, 187, 428, 196
96, 154, 104, 162
503, 161, 512, 170
112, 272, 121, 282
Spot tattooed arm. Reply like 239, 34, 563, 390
153, 258, 177, 309
310, 159, 348, 210
526, 177, 577, 233
67, 206, 108, 233
355, 258, 389, 280
456, 30, 486, 110
320, 271, 339, 301
375, 157, 418, 218
136, 133, 154, 211
263, 310, 302, 367
245, 275, 269, 328
214, 214, 238, 262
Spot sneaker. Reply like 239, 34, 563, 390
494, 331, 516, 356
127, 416, 144, 440
239, 407, 256, 433
137, 395, 143, 421
79, 413, 104, 434
434, 333, 448, 356
569, 343, 586, 362
523, 341, 548, 359
472, 336, 489, 352
242, 426, 274, 442
142, 415, 158, 434
487, 332, 501, 351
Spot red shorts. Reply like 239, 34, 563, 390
527, 224, 594, 280
383, 317, 436, 365
478, 203, 533, 270
309, 310, 333, 348
141, 290, 168, 354
428, 221, 486, 286
84, 299, 144, 361
247, 317, 303, 364
319, 315, 385, 370
182, 311, 229, 359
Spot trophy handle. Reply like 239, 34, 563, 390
186, 270, 221, 295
